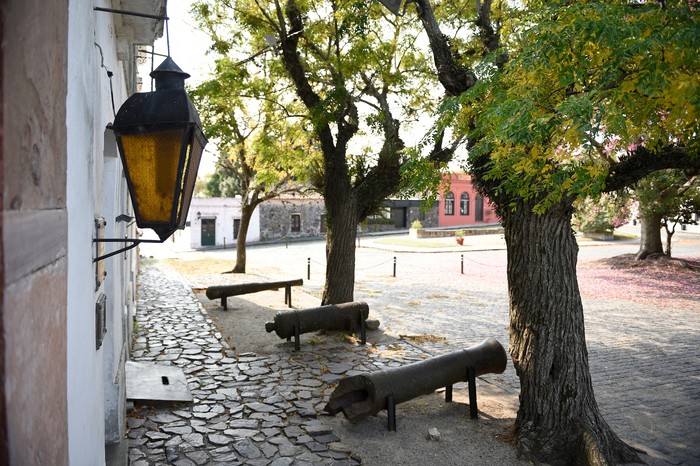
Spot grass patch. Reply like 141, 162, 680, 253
336, 332, 361, 344
614, 231, 639, 240
162, 258, 237, 275
307, 336, 326, 345
373, 238, 456, 248
400, 334, 448, 343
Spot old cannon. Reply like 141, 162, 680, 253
205, 279, 303, 310
324, 337, 507, 430
265, 301, 369, 351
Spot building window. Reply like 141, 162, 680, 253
460, 193, 470, 215
445, 192, 455, 216
291, 213, 301, 233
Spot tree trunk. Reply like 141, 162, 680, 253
663, 222, 676, 258
504, 200, 641, 465
636, 212, 664, 260
322, 197, 358, 305
231, 203, 255, 274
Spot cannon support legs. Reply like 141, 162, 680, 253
287, 309, 366, 351
385, 365, 479, 431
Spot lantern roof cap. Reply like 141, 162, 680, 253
151, 57, 190, 90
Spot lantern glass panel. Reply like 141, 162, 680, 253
120, 129, 185, 222
176, 129, 206, 227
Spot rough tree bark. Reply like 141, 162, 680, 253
320, 127, 359, 304
322, 196, 359, 304
503, 199, 642, 464
232, 203, 255, 273
636, 212, 664, 260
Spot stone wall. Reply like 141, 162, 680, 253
416, 225, 504, 238
407, 204, 439, 228
2, 1, 70, 463
259, 199, 326, 240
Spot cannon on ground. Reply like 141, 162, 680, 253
265, 301, 370, 351
205, 279, 303, 310
324, 337, 508, 430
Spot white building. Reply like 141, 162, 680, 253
2, 1, 166, 464
189, 197, 261, 249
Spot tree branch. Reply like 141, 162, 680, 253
411, 0, 476, 96
604, 145, 700, 192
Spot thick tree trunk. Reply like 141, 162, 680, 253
636, 212, 664, 260
321, 197, 358, 305
231, 203, 255, 274
503, 200, 641, 465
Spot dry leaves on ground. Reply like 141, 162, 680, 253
577, 254, 700, 309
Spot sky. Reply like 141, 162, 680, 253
141, 0, 217, 174
158, 1, 213, 85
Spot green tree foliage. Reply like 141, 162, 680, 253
452, 1, 699, 211
572, 192, 632, 235
189, 42, 316, 272
203, 162, 241, 198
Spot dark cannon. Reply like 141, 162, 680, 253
205, 279, 303, 310
324, 337, 508, 430
265, 301, 370, 351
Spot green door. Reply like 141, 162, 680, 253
201, 219, 216, 246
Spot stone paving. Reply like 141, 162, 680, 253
128, 264, 441, 465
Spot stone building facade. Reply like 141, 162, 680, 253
184, 195, 440, 247
384, 199, 439, 229
258, 197, 326, 240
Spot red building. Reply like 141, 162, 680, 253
438, 173, 499, 227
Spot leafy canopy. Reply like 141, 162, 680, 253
445, 0, 699, 213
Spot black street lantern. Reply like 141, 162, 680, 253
110, 57, 208, 241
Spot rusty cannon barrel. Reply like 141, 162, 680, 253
265, 302, 370, 350
205, 279, 303, 309
324, 337, 507, 428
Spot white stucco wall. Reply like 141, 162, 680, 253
189, 197, 261, 248
66, 2, 105, 462
66, 2, 138, 463
102, 150, 136, 444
